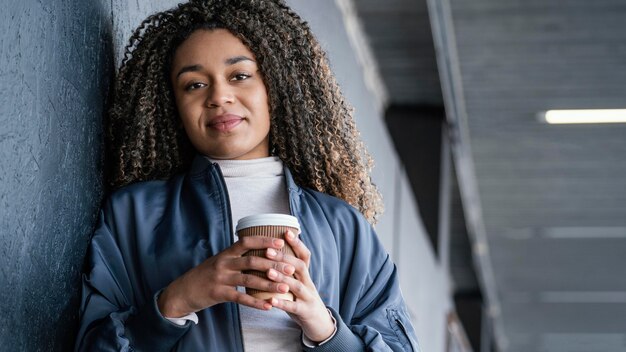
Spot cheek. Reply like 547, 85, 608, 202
175, 99, 202, 128
252, 90, 271, 121
176, 107, 192, 129
176, 108, 201, 139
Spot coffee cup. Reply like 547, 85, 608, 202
236, 214, 301, 301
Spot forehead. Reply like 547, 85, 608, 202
172, 29, 255, 67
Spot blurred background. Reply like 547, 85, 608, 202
1, 0, 625, 351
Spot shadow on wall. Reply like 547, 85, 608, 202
0, 0, 114, 350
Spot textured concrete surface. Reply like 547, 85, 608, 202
0, 0, 112, 350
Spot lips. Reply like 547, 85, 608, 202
207, 113, 244, 132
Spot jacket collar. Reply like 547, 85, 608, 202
189, 154, 213, 175
188, 154, 302, 195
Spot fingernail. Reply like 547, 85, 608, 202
273, 239, 284, 247
286, 231, 295, 240
268, 269, 277, 278
284, 265, 295, 275
263, 302, 272, 310
278, 284, 289, 293
267, 248, 277, 257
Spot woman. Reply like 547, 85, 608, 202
76, 0, 419, 351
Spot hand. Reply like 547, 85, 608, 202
265, 231, 335, 343
157, 236, 296, 318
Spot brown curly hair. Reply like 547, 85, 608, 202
108, 0, 383, 223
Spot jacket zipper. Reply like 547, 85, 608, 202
213, 163, 246, 352
395, 317, 415, 351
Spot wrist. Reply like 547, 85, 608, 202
304, 308, 336, 343
158, 286, 191, 318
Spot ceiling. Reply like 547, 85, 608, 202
353, 0, 442, 105
354, 0, 626, 351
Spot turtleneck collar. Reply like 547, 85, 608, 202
207, 156, 284, 178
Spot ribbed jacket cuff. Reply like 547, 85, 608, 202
125, 289, 191, 352
302, 306, 364, 352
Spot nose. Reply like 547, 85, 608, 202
205, 81, 234, 107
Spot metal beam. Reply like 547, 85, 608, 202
425, 0, 508, 349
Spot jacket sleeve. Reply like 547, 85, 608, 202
74, 206, 191, 352
347, 257, 420, 352
304, 204, 421, 352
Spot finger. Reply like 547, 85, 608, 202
227, 272, 291, 295
225, 289, 273, 311
267, 249, 313, 287
266, 267, 294, 283
230, 254, 295, 275
271, 273, 313, 301
285, 231, 311, 266
270, 296, 301, 315
230, 236, 285, 256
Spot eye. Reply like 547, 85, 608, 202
231, 72, 252, 81
184, 82, 206, 91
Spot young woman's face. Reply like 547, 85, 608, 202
171, 29, 271, 160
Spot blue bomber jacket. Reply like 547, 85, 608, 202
75, 156, 420, 351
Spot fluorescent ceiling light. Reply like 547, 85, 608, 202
539, 109, 626, 124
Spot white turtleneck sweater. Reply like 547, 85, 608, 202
212, 156, 292, 236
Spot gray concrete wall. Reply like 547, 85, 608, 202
0, 0, 450, 350
0, 0, 112, 350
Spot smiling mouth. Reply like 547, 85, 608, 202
208, 114, 245, 132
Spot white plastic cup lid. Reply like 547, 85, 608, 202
236, 213, 301, 232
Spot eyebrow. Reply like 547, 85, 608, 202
225, 55, 255, 65
175, 56, 256, 79
175, 64, 203, 79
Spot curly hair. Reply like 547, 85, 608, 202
108, 0, 383, 223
